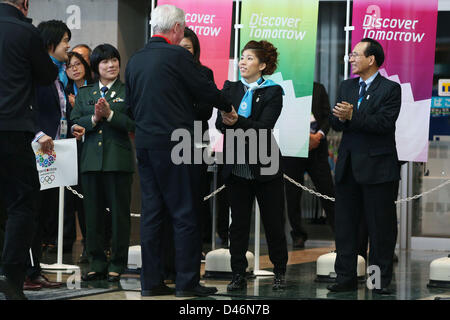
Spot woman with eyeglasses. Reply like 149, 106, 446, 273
66, 51, 93, 108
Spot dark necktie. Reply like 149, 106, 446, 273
358, 82, 367, 109
100, 86, 109, 98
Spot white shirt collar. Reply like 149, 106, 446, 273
359, 71, 379, 90
99, 78, 117, 91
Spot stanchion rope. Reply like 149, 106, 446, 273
65, 175, 450, 217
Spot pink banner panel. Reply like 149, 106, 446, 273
157, 0, 233, 89
352, 0, 438, 162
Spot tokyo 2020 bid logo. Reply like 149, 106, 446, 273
36, 149, 56, 168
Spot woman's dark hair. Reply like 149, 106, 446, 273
361, 38, 385, 67
90, 44, 121, 76
37, 20, 71, 52
242, 40, 279, 75
183, 27, 201, 65
67, 51, 93, 84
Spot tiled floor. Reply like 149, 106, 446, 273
35, 240, 450, 301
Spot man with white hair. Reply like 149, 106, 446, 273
126, 5, 237, 297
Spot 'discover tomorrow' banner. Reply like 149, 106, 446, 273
352, 0, 438, 162
158, 0, 233, 89
241, 0, 319, 158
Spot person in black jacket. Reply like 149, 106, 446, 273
24, 20, 85, 291
216, 40, 288, 292
282, 82, 335, 248
0, 0, 58, 300
125, 4, 236, 298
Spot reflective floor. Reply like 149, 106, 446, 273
31, 241, 450, 301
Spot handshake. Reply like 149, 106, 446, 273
220, 106, 238, 126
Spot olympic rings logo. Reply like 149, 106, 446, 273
40, 175, 56, 185
36, 149, 56, 168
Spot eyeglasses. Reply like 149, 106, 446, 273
67, 62, 82, 70
348, 52, 364, 59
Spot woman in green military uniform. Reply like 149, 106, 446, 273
71, 44, 135, 282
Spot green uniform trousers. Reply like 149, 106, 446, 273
81, 171, 132, 274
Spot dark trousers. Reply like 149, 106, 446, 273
226, 175, 288, 275
137, 148, 202, 291
357, 180, 400, 260
27, 188, 59, 279
81, 172, 132, 274
282, 141, 335, 241
0, 132, 38, 288
198, 162, 212, 243
334, 167, 398, 288
216, 164, 230, 243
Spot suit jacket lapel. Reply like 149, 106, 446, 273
105, 79, 122, 103
358, 73, 382, 112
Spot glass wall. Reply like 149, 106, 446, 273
411, 11, 450, 239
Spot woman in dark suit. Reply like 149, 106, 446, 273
216, 40, 288, 291
180, 27, 215, 252
71, 44, 135, 282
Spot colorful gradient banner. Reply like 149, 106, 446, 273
352, 0, 438, 162
240, 0, 319, 158
158, 0, 233, 89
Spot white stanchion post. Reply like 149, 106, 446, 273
253, 200, 274, 277
57, 186, 64, 265
40, 186, 80, 274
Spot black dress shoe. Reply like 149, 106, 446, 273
0, 275, 27, 300
82, 272, 106, 281
273, 273, 286, 291
373, 287, 393, 295
78, 248, 89, 264
227, 274, 247, 292
327, 282, 358, 292
292, 237, 305, 249
107, 273, 121, 282
141, 284, 175, 296
175, 284, 218, 297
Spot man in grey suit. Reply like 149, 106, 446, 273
328, 38, 401, 295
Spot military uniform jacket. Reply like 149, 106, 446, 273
70, 79, 135, 173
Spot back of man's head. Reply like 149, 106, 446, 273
151, 4, 185, 35
2, 0, 29, 16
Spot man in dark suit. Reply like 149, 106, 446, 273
282, 82, 335, 248
327, 38, 401, 295
0, 0, 58, 299
125, 4, 236, 298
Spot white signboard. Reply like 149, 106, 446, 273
32, 139, 78, 191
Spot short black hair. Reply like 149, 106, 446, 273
90, 44, 121, 76
37, 20, 71, 52
67, 51, 93, 84
361, 38, 385, 67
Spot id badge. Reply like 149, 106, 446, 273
60, 117, 68, 139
